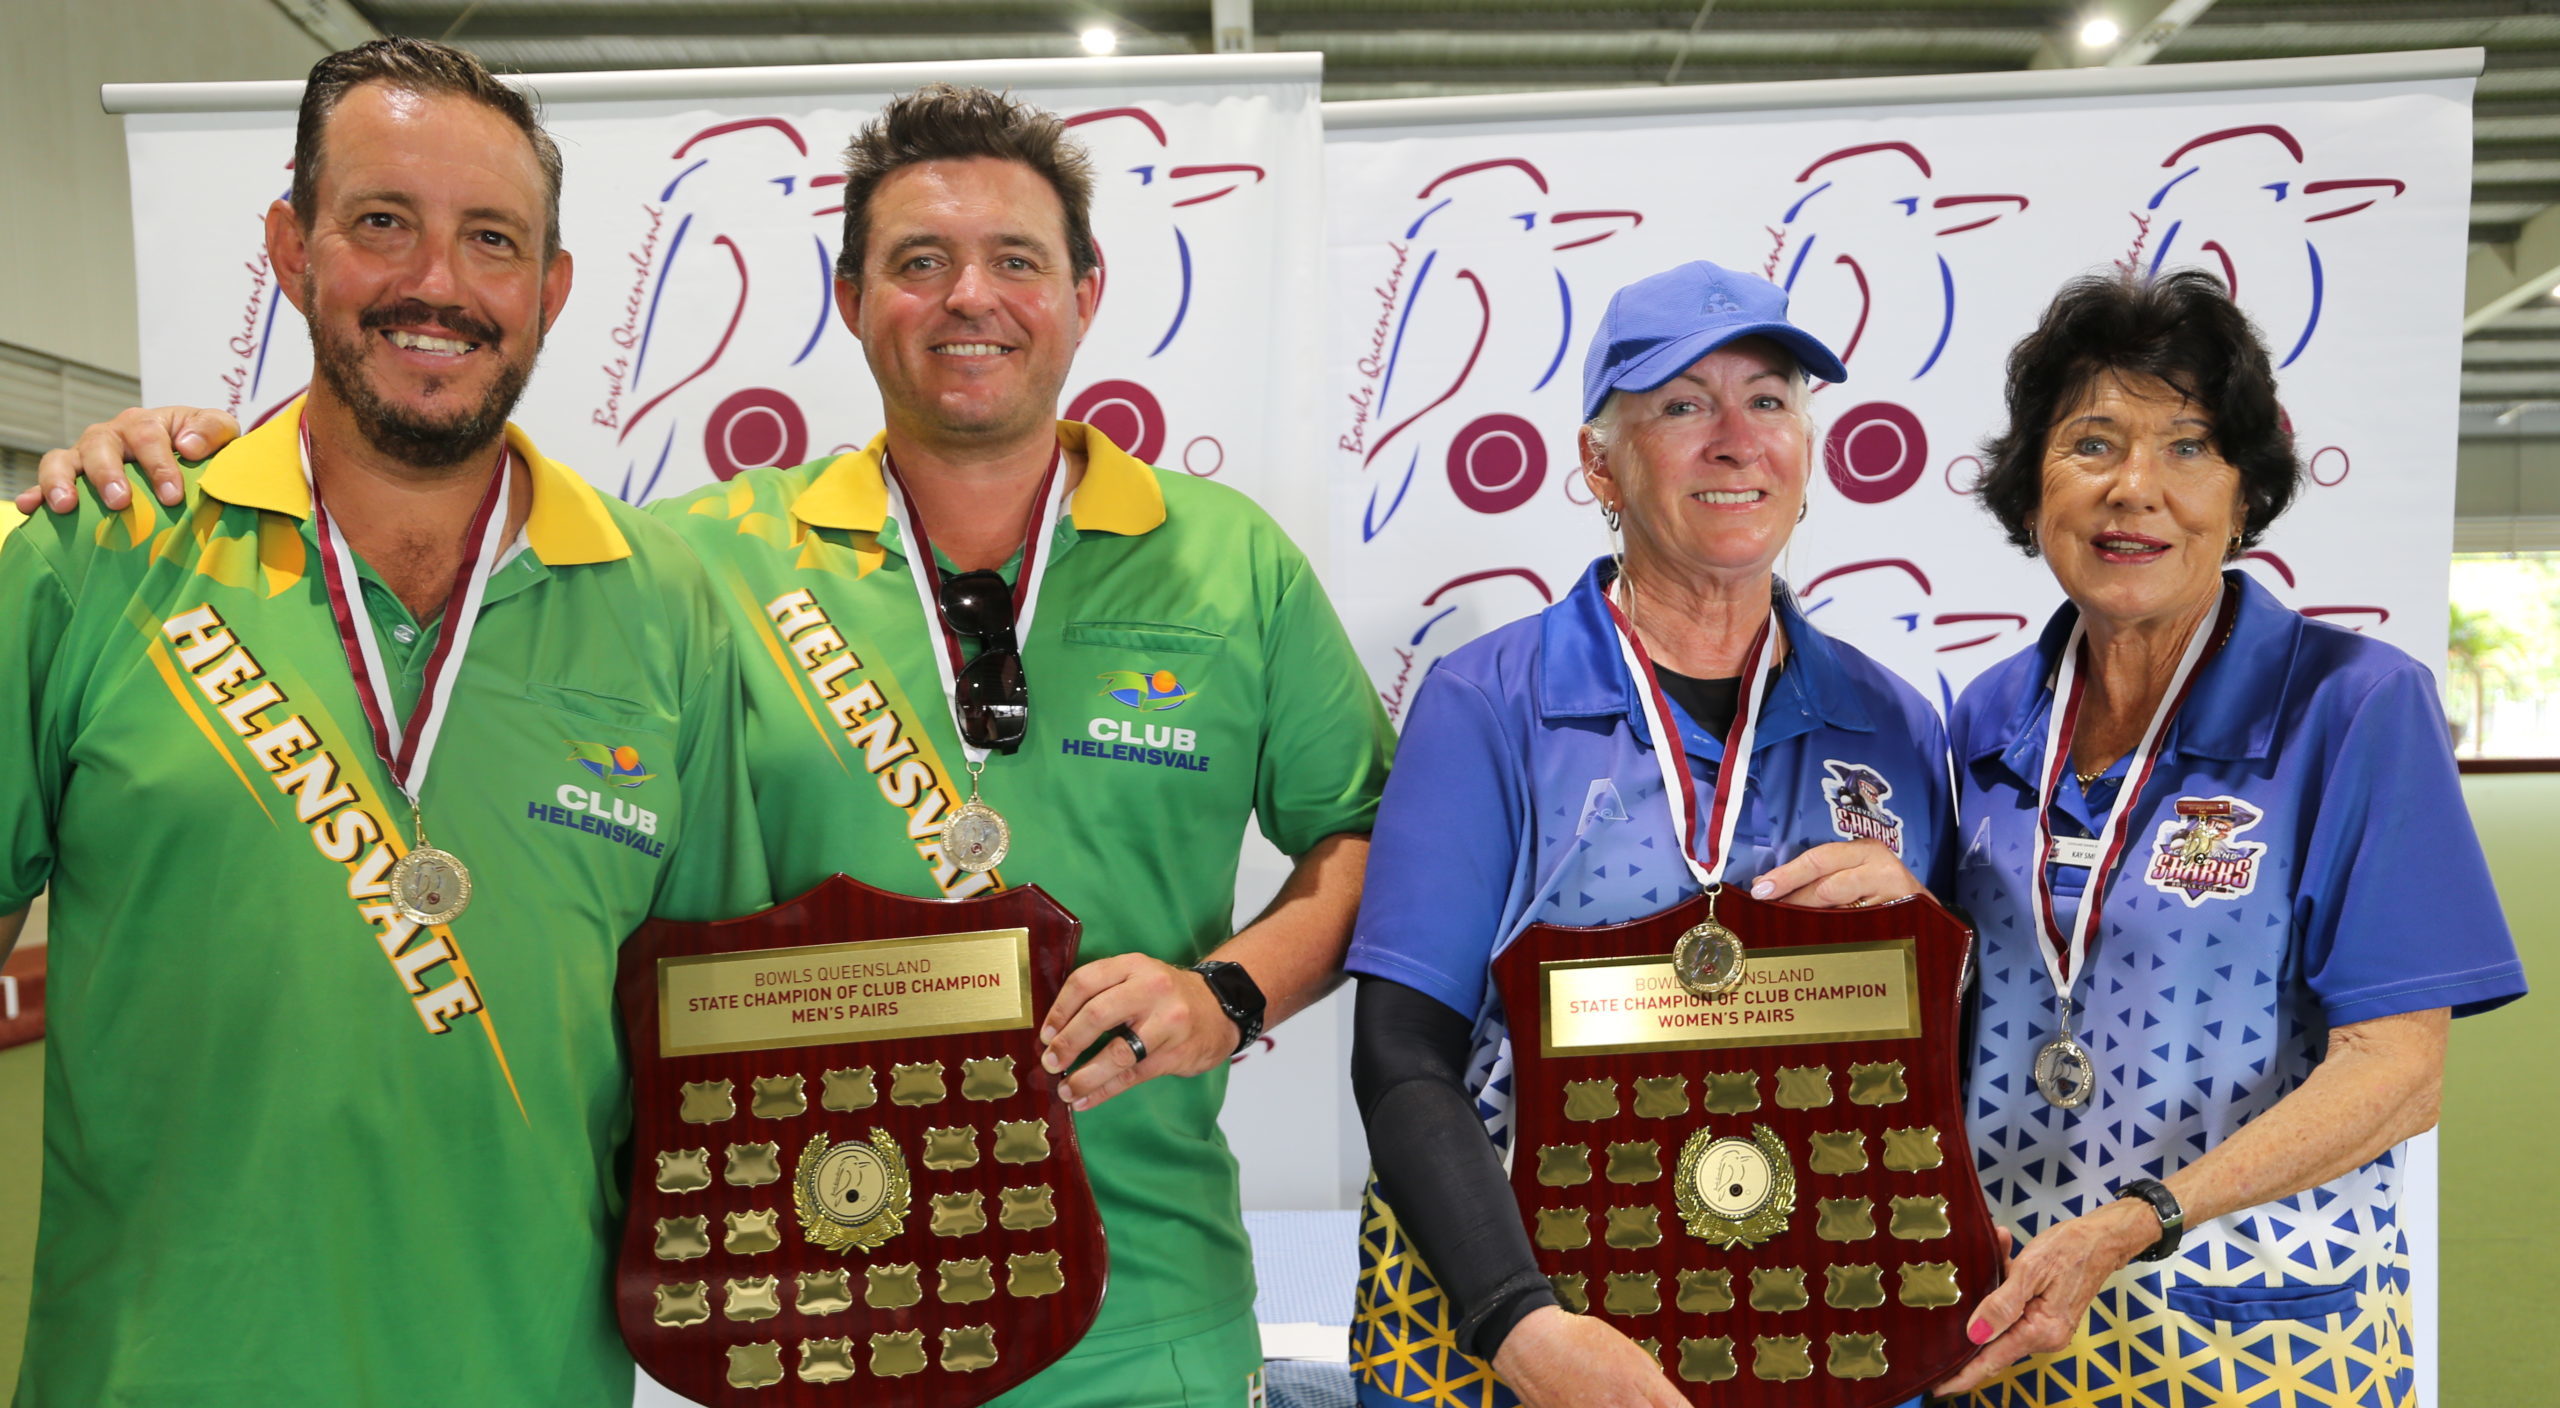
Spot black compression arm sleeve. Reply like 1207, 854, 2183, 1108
1350, 976, 1558, 1361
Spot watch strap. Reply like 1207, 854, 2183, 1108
2113, 1177, 2185, 1263
1190, 960, 1265, 1056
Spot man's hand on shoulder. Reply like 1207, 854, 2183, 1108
16, 406, 238, 515
1037, 954, 1238, 1112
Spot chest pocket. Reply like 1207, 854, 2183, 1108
525, 681, 676, 735
1060, 621, 1224, 655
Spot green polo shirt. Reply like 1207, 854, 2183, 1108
655, 421, 1393, 1381
0, 402, 768, 1407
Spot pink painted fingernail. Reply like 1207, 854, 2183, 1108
1751, 881, 1774, 898
1967, 1319, 1993, 1345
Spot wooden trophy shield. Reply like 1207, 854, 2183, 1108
1488, 888, 1995, 1406
616, 874, 1105, 1405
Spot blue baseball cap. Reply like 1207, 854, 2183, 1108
1580, 260, 1848, 422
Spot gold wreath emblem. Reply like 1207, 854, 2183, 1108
793, 1130, 909, 1253
1675, 1123, 1796, 1249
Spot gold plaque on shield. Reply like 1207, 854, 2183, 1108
1674, 1123, 1796, 1249
792, 1129, 910, 1253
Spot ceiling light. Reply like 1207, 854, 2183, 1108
2079, 16, 2121, 48
1080, 26, 1117, 55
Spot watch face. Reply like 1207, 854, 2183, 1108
1195, 963, 1263, 1045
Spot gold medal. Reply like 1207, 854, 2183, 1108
943, 794, 1011, 874
1671, 887, 1745, 997
390, 805, 471, 925
389, 844, 472, 926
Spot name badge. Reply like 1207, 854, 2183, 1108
2049, 836, 2104, 869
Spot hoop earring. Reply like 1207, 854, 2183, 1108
1797, 500, 1808, 524
1602, 503, 1622, 532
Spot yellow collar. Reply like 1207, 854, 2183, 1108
789, 420, 1166, 538
197, 397, 631, 565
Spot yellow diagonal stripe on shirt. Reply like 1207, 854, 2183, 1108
730, 578, 849, 773
143, 635, 277, 825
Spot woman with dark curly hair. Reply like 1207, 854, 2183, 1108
1931, 270, 2524, 1407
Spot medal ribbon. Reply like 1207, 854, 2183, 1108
301, 421, 513, 813
880, 446, 1068, 768
1601, 567, 1781, 895
2028, 583, 2239, 997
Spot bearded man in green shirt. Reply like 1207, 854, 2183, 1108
42, 81, 1394, 1408
0, 38, 768, 1407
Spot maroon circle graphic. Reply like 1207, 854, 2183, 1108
703, 387, 808, 481
1944, 454, 1984, 497
2308, 446, 2350, 488
1066, 379, 1164, 464
1181, 436, 1226, 478
1445, 413, 1548, 515
1823, 401, 1929, 505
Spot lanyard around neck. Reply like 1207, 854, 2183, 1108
2028, 584, 2238, 998
1601, 568, 1781, 895
301, 421, 512, 810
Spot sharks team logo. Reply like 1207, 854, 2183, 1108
1820, 760, 1905, 856
2146, 796, 2267, 905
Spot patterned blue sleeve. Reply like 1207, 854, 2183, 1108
2294, 662, 2526, 1026
1344, 663, 1528, 1021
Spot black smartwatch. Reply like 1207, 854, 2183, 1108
2112, 1177, 2186, 1263
1189, 960, 1266, 1056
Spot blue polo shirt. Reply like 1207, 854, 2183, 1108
1947, 571, 2525, 1408
1343, 556, 1958, 1408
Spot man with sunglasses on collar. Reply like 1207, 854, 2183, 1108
667, 83, 1394, 1406
33, 82, 1392, 1407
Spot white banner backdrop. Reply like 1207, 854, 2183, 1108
116, 54, 1326, 543
1320, 53, 2473, 1401
1323, 59, 2473, 719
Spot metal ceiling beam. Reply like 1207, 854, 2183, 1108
2459, 339, 2560, 366
2106, 0, 2218, 68
2468, 201, 2560, 334
270, 0, 379, 48
1275, 28, 2045, 67
2471, 305, 2560, 333
2026, 0, 2179, 71
2163, 15, 2560, 60
2461, 369, 2560, 397
1213, 0, 1253, 54
2474, 200, 2559, 227
455, 31, 1200, 69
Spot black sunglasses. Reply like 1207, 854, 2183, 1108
938, 568, 1029, 754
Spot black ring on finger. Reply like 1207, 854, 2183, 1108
1110, 1023, 1147, 1065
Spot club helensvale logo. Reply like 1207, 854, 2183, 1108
1098, 668, 1200, 711
1074, 668, 1211, 774
567, 740, 657, 787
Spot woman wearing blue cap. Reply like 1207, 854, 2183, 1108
1342, 261, 1964, 1407
1931, 272, 2522, 1407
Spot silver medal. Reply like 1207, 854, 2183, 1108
2032, 1034, 2096, 1108
942, 797, 1011, 874
389, 845, 473, 926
